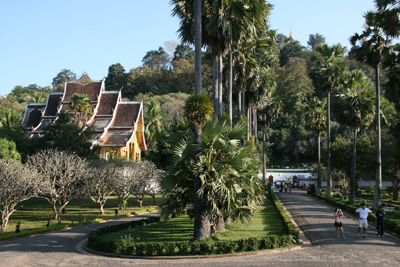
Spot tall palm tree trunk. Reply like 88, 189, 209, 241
350, 127, 358, 202
317, 134, 322, 194
262, 126, 267, 186
213, 53, 219, 117
228, 50, 233, 124
218, 54, 223, 116
194, 0, 202, 95
326, 91, 332, 196
193, 0, 211, 240
237, 89, 242, 122
373, 64, 382, 209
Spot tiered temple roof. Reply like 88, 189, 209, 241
22, 79, 147, 160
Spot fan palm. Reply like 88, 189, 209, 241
333, 70, 375, 201
350, 10, 392, 208
305, 97, 326, 194
310, 44, 346, 196
160, 119, 264, 238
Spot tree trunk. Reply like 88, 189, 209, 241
51, 202, 58, 220
262, 127, 267, 186
253, 108, 258, 144
350, 127, 358, 202
213, 53, 219, 117
228, 50, 233, 124
326, 91, 332, 196
193, 126, 211, 240
373, 64, 382, 209
316, 134, 321, 194
218, 54, 223, 116
100, 204, 104, 215
1, 214, 10, 232
237, 89, 242, 122
247, 106, 251, 140
393, 178, 399, 200
194, 0, 202, 95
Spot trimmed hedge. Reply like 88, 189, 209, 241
87, 204, 297, 256
267, 188, 299, 239
308, 192, 400, 235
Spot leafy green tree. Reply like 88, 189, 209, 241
350, 9, 392, 208
310, 44, 347, 196
279, 40, 305, 66
333, 70, 375, 201
42, 112, 99, 159
142, 47, 170, 70
173, 44, 195, 61
305, 97, 326, 194
105, 63, 127, 91
307, 33, 326, 50
0, 138, 21, 162
52, 69, 77, 92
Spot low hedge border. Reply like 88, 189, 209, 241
267, 188, 299, 240
0, 207, 158, 242
308, 192, 400, 236
87, 202, 297, 256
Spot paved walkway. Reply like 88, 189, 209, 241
0, 190, 399, 267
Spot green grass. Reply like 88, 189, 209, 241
100, 194, 286, 243
1, 195, 163, 235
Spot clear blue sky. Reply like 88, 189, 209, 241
0, 0, 376, 96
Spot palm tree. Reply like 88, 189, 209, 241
161, 119, 264, 236
194, 0, 202, 95
333, 70, 375, 202
145, 101, 164, 149
257, 91, 281, 185
68, 93, 92, 128
310, 44, 346, 196
305, 97, 326, 194
350, 10, 392, 209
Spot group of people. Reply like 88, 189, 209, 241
277, 181, 291, 192
334, 202, 386, 239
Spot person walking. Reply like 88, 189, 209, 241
356, 202, 372, 238
376, 205, 386, 237
334, 208, 345, 238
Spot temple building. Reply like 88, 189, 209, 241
21, 78, 147, 160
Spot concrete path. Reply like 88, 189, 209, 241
0, 190, 399, 267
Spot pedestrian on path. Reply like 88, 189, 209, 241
334, 208, 345, 238
375, 205, 385, 237
356, 202, 372, 238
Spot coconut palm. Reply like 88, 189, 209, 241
333, 70, 375, 202
145, 101, 164, 149
350, 10, 392, 208
310, 44, 346, 196
68, 93, 92, 128
305, 97, 326, 194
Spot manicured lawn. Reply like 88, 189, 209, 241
100, 194, 286, 243
1, 195, 162, 235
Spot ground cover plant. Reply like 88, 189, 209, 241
0, 195, 162, 239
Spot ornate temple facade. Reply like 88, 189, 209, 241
21, 79, 147, 160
